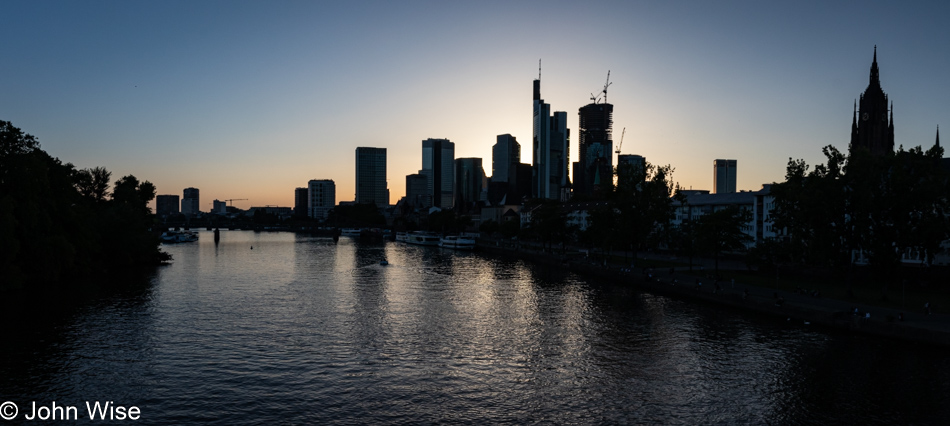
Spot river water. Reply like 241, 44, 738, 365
2, 231, 949, 424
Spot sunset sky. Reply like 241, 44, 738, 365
4, 1, 949, 211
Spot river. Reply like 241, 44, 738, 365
2, 230, 948, 424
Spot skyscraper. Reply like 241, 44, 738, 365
405, 173, 430, 209
422, 138, 455, 209
294, 187, 308, 217
308, 179, 335, 220
850, 46, 894, 157
713, 159, 737, 194
574, 102, 613, 197
156, 194, 180, 217
455, 158, 485, 214
532, 75, 569, 200
492, 134, 520, 183
355, 147, 389, 206
181, 187, 199, 217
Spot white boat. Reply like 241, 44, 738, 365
395, 232, 408, 243
406, 231, 440, 246
161, 230, 198, 243
439, 235, 476, 250
340, 228, 362, 237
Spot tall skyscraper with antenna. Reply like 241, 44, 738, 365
532, 61, 570, 200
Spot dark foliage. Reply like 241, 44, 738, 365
770, 143, 950, 293
1, 120, 168, 291
694, 206, 753, 276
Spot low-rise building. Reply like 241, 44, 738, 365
673, 185, 775, 248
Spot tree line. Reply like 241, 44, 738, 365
1, 120, 168, 291
764, 143, 949, 294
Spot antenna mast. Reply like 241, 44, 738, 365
538, 59, 541, 80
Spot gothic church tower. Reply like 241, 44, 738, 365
850, 46, 895, 156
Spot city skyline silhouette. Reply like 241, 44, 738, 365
4, 1, 949, 209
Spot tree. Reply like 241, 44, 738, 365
584, 204, 621, 259
0, 120, 39, 160
771, 146, 850, 268
670, 213, 699, 271
428, 209, 471, 234
695, 206, 753, 277
499, 218, 520, 239
74, 166, 112, 203
528, 200, 569, 251
1, 120, 166, 291
614, 161, 678, 260
771, 141, 950, 297
857, 145, 949, 297
479, 219, 500, 236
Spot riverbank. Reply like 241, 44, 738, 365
476, 239, 950, 348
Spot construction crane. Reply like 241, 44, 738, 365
223, 198, 247, 206
615, 127, 626, 155
589, 70, 612, 104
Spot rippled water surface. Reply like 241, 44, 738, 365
3, 231, 950, 424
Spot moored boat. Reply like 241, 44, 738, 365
360, 228, 385, 242
439, 235, 476, 250
406, 231, 440, 246
161, 230, 199, 243
395, 232, 408, 243
340, 228, 362, 237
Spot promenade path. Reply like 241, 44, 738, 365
479, 239, 950, 347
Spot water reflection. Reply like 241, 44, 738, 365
2, 231, 949, 424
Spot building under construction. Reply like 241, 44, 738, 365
573, 101, 613, 198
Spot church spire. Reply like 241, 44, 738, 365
869, 45, 881, 89
852, 46, 893, 156
889, 101, 894, 127
889, 102, 895, 146
933, 126, 943, 166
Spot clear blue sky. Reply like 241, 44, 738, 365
4, 1, 948, 209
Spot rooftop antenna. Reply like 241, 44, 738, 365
538, 58, 541, 80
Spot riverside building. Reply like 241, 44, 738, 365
355, 147, 389, 206
422, 138, 455, 209
308, 179, 335, 220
